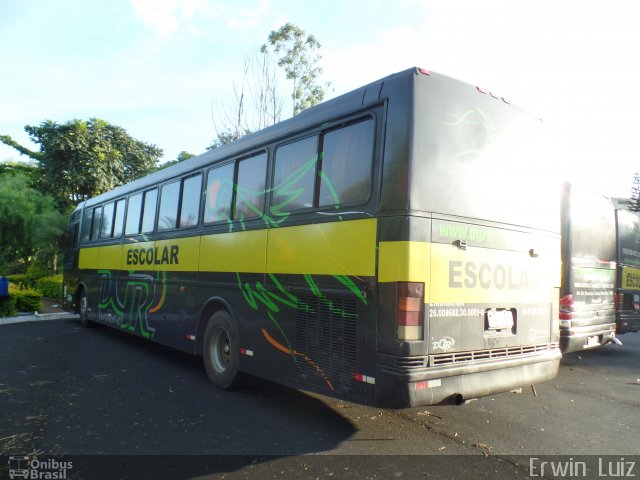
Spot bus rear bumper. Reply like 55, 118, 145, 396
375, 349, 561, 408
616, 312, 640, 334
560, 325, 616, 353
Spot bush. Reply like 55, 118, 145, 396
36, 274, 63, 299
26, 262, 51, 288
0, 296, 17, 317
8, 284, 42, 313
6, 274, 28, 290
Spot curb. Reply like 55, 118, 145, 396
0, 312, 79, 326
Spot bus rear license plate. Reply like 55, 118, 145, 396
586, 336, 600, 348
487, 310, 514, 329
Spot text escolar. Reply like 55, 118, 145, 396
126, 245, 179, 266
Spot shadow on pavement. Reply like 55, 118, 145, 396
1, 319, 358, 478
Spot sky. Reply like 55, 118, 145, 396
1, 0, 639, 199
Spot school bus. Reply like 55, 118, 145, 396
615, 208, 640, 334
62, 67, 561, 407
559, 183, 617, 352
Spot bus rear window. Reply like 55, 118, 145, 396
569, 188, 615, 262
617, 210, 640, 267
413, 75, 559, 232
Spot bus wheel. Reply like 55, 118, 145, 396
78, 290, 90, 327
203, 310, 241, 390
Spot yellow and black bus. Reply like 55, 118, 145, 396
615, 208, 640, 334
62, 68, 561, 407
559, 183, 617, 352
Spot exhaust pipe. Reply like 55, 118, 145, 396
610, 334, 623, 346
452, 394, 477, 406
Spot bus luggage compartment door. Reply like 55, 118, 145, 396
428, 220, 560, 356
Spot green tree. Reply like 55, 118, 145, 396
1, 118, 162, 210
0, 161, 39, 182
207, 129, 244, 150
211, 52, 283, 143
155, 150, 196, 171
262, 22, 329, 115
209, 24, 328, 148
0, 174, 66, 274
630, 172, 640, 212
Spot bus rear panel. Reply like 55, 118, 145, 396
615, 209, 640, 334
559, 184, 616, 353
374, 71, 561, 406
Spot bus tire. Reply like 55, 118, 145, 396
78, 289, 90, 328
203, 310, 241, 390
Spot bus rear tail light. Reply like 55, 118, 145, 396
397, 282, 424, 341
559, 294, 573, 327
615, 293, 624, 311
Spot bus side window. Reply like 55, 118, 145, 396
158, 181, 180, 231
100, 202, 115, 239
90, 207, 102, 241
64, 212, 81, 250
319, 119, 374, 207
125, 193, 143, 235
235, 153, 267, 220
141, 189, 158, 233
272, 136, 318, 213
113, 199, 126, 238
204, 163, 234, 223
179, 174, 202, 228
80, 208, 92, 242
71, 221, 80, 248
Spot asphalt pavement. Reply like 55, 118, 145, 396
1, 316, 639, 480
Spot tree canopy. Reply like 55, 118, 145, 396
1, 118, 162, 210
207, 129, 243, 150
154, 150, 196, 171
0, 173, 66, 273
262, 23, 328, 116
210, 23, 329, 148
630, 172, 640, 212
0, 160, 39, 181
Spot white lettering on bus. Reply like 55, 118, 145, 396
448, 261, 538, 290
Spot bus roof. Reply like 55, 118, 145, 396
80, 67, 537, 211
81, 67, 430, 209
